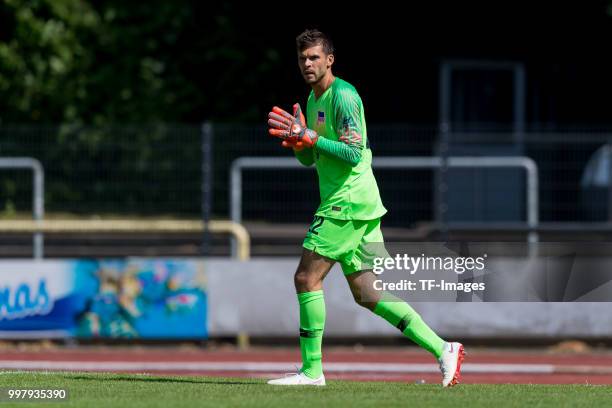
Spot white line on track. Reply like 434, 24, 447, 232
0, 361, 609, 374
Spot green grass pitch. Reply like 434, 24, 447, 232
0, 372, 609, 408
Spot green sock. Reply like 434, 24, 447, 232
297, 290, 325, 379
373, 294, 445, 358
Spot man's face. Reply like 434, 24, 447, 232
298, 44, 334, 84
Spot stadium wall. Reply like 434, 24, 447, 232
207, 259, 612, 339
1, 258, 612, 340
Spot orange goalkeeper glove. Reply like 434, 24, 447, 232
281, 138, 305, 151
268, 103, 319, 148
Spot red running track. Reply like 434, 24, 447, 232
0, 347, 611, 385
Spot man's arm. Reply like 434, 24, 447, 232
268, 99, 364, 167
315, 87, 364, 167
316, 135, 361, 167
294, 147, 315, 166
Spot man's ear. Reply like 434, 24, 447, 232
327, 54, 335, 68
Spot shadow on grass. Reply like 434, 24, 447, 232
63, 374, 263, 386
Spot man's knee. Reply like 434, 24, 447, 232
294, 249, 333, 292
294, 269, 322, 292
347, 271, 380, 311
351, 290, 377, 311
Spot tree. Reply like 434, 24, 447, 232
0, 0, 100, 123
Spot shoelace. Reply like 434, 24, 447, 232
283, 365, 302, 377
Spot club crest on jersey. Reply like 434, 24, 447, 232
317, 111, 325, 125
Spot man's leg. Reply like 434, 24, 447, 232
268, 248, 334, 386
346, 270, 445, 357
294, 249, 334, 378
345, 270, 465, 387
341, 219, 465, 386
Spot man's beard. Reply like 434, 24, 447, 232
304, 73, 320, 84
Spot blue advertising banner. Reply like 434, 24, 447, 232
0, 261, 95, 338
0, 259, 207, 339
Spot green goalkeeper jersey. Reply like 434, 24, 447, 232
297, 77, 387, 220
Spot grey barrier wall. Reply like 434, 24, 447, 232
1, 258, 611, 339
206, 258, 612, 338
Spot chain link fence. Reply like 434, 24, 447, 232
213, 124, 438, 226
1, 124, 611, 227
0, 124, 201, 217
215, 125, 612, 226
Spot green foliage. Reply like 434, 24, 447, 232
83, 1, 194, 123
0, 1, 196, 124
0, 0, 100, 123
0, 2, 288, 214
0, 1, 284, 124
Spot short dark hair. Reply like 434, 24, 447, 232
296, 29, 335, 55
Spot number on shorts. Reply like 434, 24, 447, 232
308, 216, 324, 235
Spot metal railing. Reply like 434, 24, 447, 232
0, 219, 251, 260
0, 157, 251, 260
0, 158, 45, 259
230, 156, 539, 257
1, 124, 605, 224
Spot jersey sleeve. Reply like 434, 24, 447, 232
333, 87, 365, 154
294, 147, 314, 166
314, 87, 364, 167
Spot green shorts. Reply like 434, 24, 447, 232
302, 216, 387, 275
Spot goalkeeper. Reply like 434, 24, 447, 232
266, 29, 465, 387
